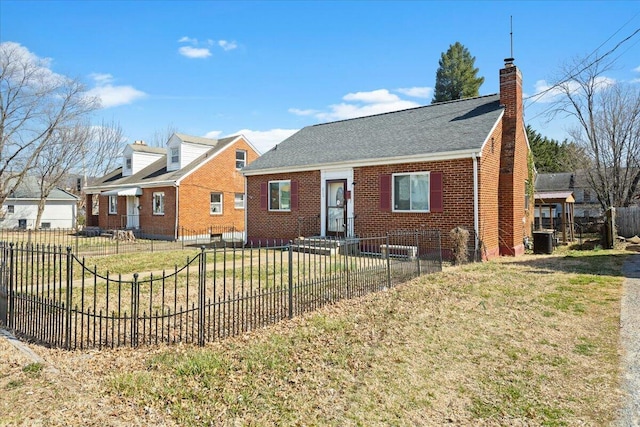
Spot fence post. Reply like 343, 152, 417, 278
75, 231, 79, 254
116, 235, 119, 255
344, 236, 350, 298
288, 242, 293, 319
415, 229, 421, 276
64, 246, 73, 350
131, 273, 139, 347
386, 234, 391, 288
198, 247, 206, 346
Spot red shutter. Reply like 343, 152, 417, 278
430, 172, 443, 213
379, 174, 391, 211
260, 182, 268, 210
290, 180, 298, 211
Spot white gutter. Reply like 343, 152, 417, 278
243, 177, 248, 245
174, 183, 179, 240
473, 153, 480, 256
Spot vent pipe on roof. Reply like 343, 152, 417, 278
133, 140, 146, 145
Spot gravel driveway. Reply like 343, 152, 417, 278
619, 253, 640, 426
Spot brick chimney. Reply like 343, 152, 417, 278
498, 57, 527, 256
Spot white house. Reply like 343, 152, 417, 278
0, 179, 78, 229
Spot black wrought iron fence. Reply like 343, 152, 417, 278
0, 229, 442, 349
0, 225, 240, 257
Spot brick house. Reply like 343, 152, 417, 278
242, 60, 533, 259
85, 133, 260, 239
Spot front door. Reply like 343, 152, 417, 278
126, 196, 140, 229
326, 179, 347, 237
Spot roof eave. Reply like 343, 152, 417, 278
242, 148, 481, 176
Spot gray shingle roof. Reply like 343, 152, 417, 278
175, 133, 219, 146
129, 144, 166, 154
6, 176, 78, 201
243, 94, 503, 173
87, 136, 238, 190
535, 172, 574, 192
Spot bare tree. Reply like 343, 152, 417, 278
551, 59, 640, 209
149, 123, 178, 147
0, 42, 99, 207
83, 119, 126, 181
32, 124, 89, 228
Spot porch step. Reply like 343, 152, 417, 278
290, 237, 360, 256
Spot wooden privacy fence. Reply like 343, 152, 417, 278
0, 230, 442, 349
615, 206, 640, 238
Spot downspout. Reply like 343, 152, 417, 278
174, 184, 179, 240
243, 177, 248, 245
473, 153, 480, 257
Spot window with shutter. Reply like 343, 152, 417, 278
379, 174, 391, 211
430, 172, 443, 213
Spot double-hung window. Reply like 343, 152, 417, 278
171, 147, 179, 164
269, 180, 291, 211
234, 193, 245, 209
108, 195, 118, 214
210, 193, 223, 214
236, 150, 247, 169
392, 172, 430, 212
153, 192, 165, 215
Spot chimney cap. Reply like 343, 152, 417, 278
133, 140, 146, 145
504, 57, 515, 67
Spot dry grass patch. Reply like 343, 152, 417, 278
0, 249, 627, 426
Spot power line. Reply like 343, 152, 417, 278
524, 25, 640, 105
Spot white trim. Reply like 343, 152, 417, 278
210, 192, 223, 215
176, 135, 245, 184
477, 113, 504, 155
320, 169, 354, 236
242, 148, 481, 176
391, 171, 431, 213
268, 180, 291, 212
234, 193, 245, 209
152, 191, 165, 215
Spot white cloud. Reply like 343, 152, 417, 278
228, 128, 298, 154
343, 89, 400, 104
634, 65, 640, 73
178, 46, 212, 59
288, 108, 319, 116
87, 73, 146, 108
203, 130, 223, 139
178, 36, 197, 44
396, 87, 433, 98
289, 88, 423, 122
317, 100, 420, 121
218, 40, 238, 51
530, 76, 616, 103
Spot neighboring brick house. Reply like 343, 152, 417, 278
242, 59, 533, 259
85, 133, 260, 239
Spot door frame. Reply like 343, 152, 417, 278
325, 179, 347, 237
126, 196, 140, 229
320, 169, 354, 237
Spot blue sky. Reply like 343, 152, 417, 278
2, 1, 640, 153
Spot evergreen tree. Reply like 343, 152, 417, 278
526, 125, 572, 173
432, 42, 484, 103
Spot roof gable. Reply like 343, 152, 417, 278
243, 94, 503, 173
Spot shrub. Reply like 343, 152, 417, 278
450, 226, 470, 265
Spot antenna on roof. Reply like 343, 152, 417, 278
504, 15, 515, 66
510, 15, 514, 59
